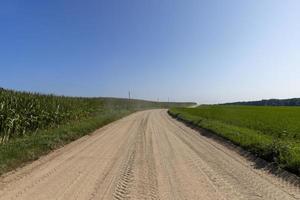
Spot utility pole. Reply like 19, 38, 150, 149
126, 91, 131, 110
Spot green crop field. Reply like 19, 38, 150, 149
0, 89, 101, 142
0, 88, 194, 143
0, 88, 194, 174
169, 105, 300, 175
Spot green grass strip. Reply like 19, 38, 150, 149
0, 109, 132, 175
168, 108, 300, 175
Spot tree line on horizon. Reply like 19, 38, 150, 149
224, 98, 300, 106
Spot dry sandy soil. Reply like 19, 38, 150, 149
0, 109, 299, 200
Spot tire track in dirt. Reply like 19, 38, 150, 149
161, 111, 300, 199
0, 110, 299, 200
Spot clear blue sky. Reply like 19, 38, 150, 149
1, 0, 300, 103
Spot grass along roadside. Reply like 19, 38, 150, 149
168, 106, 300, 175
0, 109, 132, 175
0, 88, 195, 143
0, 88, 196, 175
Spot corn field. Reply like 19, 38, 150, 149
0, 88, 100, 143
0, 88, 195, 143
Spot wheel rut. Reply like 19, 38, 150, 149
0, 110, 299, 200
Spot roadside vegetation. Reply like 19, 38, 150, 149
0, 88, 194, 174
224, 98, 300, 106
169, 105, 300, 175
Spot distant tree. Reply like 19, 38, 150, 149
223, 98, 300, 106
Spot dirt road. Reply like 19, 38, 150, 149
0, 110, 299, 200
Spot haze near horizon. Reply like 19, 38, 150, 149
1, 0, 300, 104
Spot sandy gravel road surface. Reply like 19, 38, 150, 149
0, 110, 299, 200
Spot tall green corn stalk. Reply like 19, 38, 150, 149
0, 89, 100, 143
